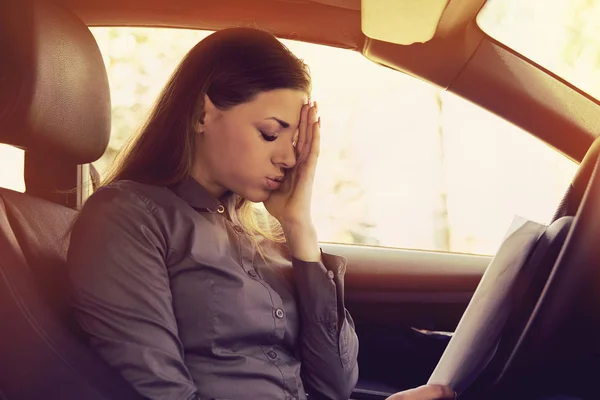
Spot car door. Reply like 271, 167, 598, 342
326, 243, 488, 397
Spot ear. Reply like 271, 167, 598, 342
195, 94, 219, 134
204, 94, 217, 115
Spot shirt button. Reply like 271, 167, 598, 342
329, 322, 337, 334
327, 270, 335, 279
267, 350, 277, 359
216, 205, 225, 214
247, 269, 258, 278
275, 308, 285, 319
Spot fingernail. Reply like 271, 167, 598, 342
314, 100, 318, 110
318, 116, 321, 127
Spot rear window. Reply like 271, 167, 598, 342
0, 145, 25, 192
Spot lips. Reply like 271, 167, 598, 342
269, 175, 284, 183
266, 176, 283, 190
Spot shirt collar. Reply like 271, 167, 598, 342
169, 176, 224, 213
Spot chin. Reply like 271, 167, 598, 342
237, 188, 270, 203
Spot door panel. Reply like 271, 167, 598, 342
320, 244, 489, 396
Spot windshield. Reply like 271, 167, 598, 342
477, 0, 600, 100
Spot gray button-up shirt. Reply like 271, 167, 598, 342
67, 177, 359, 400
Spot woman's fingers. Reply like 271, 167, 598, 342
300, 104, 318, 164
305, 115, 320, 168
428, 384, 456, 399
295, 102, 311, 159
420, 384, 455, 399
385, 385, 456, 400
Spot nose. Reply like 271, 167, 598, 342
272, 138, 297, 170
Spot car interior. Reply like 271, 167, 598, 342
1, 0, 600, 399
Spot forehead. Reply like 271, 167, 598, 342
239, 89, 308, 127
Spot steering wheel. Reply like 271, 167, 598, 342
428, 139, 600, 399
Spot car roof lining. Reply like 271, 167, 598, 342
49, 0, 600, 162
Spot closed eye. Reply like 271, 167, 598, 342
260, 130, 278, 142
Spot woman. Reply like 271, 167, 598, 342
67, 27, 454, 400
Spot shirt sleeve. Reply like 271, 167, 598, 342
67, 186, 200, 400
292, 252, 359, 400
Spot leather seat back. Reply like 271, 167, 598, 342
0, 189, 75, 323
0, 0, 144, 398
0, 189, 144, 400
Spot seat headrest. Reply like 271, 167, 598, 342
0, 0, 110, 164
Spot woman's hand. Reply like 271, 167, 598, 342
264, 101, 321, 261
264, 101, 319, 227
386, 385, 456, 400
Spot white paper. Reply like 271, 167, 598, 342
428, 216, 546, 393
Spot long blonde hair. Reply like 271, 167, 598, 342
101, 28, 310, 248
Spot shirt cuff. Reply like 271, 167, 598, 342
291, 251, 348, 327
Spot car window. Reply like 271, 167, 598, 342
0, 144, 25, 192
91, 27, 578, 256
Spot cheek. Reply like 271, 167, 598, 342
207, 126, 264, 176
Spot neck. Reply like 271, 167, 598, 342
190, 162, 227, 200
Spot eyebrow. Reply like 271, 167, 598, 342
267, 117, 290, 129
